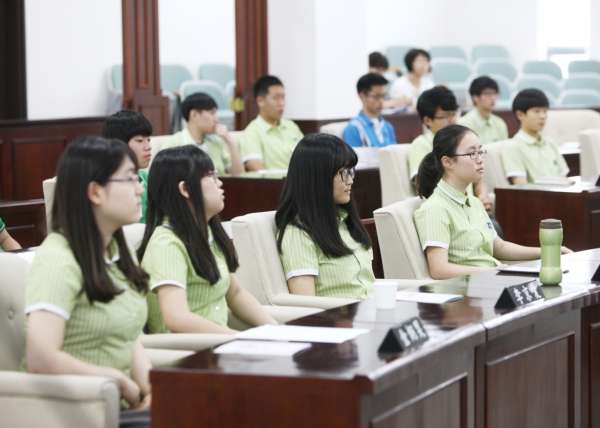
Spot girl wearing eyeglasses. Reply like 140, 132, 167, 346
138, 145, 276, 334
23, 136, 152, 413
276, 133, 375, 299
414, 124, 571, 280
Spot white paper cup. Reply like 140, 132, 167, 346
374, 280, 398, 309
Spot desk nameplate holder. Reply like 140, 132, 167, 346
494, 279, 545, 309
591, 263, 600, 282
378, 317, 429, 353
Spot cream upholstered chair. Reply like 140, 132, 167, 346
378, 144, 416, 206
544, 109, 600, 144
320, 121, 349, 138
481, 139, 510, 193
374, 197, 432, 280
579, 128, 600, 176
232, 211, 360, 310
229, 130, 242, 149
42, 177, 57, 233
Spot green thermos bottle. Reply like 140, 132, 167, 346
539, 219, 563, 285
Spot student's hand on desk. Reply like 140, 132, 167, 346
561, 246, 573, 254
215, 124, 230, 140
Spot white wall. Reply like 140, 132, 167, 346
158, 0, 235, 76
591, 0, 600, 59
269, 0, 367, 119
25, 0, 122, 120
366, 0, 537, 68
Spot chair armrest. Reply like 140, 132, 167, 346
145, 349, 195, 366
270, 294, 359, 310
139, 333, 234, 351
0, 371, 119, 428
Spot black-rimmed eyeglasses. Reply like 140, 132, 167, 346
339, 167, 356, 182
450, 150, 487, 160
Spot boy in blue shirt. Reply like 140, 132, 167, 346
343, 73, 397, 148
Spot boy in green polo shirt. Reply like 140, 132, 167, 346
458, 76, 509, 144
0, 217, 21, 251
102, 109, 152, 223
501, 89, 569, 184
239, 75, 304, 171
161, 93, 244, 176
408, 86, 492, 210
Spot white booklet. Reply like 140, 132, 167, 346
497, 266, 569, 274
214, 340, 311, 357
235, 325, 369, 344
396, 291, 463, 304
533, 176, 575, 186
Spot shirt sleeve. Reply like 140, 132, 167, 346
407, 138, 431, 180
501, 141, 527, 178
141, 230, 189, 291
279, 226, 320, 280
413, 204, 452, 251
24, 239, 82, 320
0, 217, 5, 233
239, 125, 264, 164
342, 123, 362, 148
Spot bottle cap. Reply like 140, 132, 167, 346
540, 219, 562, 230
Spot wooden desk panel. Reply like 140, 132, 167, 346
0, 199, 46, 247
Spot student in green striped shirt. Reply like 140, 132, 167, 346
23, 136, 152, 414
413, 125, 571, 280
0, 217, 21, 251
138, 145, 277, 334
102, 109, 153, 223
276, 134, 375, 300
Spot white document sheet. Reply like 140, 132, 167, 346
15, 251, 36, 264
235, 325, 369, 344
214, 340, 311, 356
396, 291, 463, 304
257, 169, 288, 175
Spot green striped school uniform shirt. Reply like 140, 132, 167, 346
22, 233, 147, 376
413, 179, 502, 268
501, 130, 569, 182
278, 210, 375, 300
142, 224, 230, 333
0, 217, 5, 252
457, 109, 509, 144
138, 170, 148, 224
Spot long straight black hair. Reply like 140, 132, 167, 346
417, 124, 474, 199
276, 133, 371, 257
52, 136, 149, 304
137, 145, 238, 283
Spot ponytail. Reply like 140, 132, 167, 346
416, 124, 474, 199
416, 152, 444, 199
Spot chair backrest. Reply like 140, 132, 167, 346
430, 45, 467, 61
198, 63, 235, 89
231, 211, 288, 305
523, 60, 563, 81
160, 64, 193, 93
378, 144, 416, 206
578, 128, 600, 176
544, 109, 600, 143
569, 60, 600, 76
179, 80, 229, 110
373, 197, 430, 280
472, 45, 510, 62
474, 59, 518, 82
564, 73, 600, 92
516, 74, 561, 98
481, 139, 510, 192
319, 121, 349, 139
487, 74, 514, 101
43, 177, 57, 233
558, 89, 600, 108
108, 64, 123, 92
431, 58, 472, 84
122, 223, 146, 250
0, 253, 29, 370
385, 46, 412, 73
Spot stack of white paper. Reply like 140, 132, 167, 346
396, 291, 463, 304
214, 340, 311, 356
235, 325, 369, 344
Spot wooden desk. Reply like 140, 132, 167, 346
494, 177, 600, 251
150, 252, 600, 427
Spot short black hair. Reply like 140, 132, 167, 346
512, 89, 549, 119
469, 76, 499, 98
405, 49, 430, 72
254, 75, 284, 99
369, 52, 389, 69
181, 93, 218, 122
102, 109, 152, 144
416, 86, 459, 122
357, 73, 388, 95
